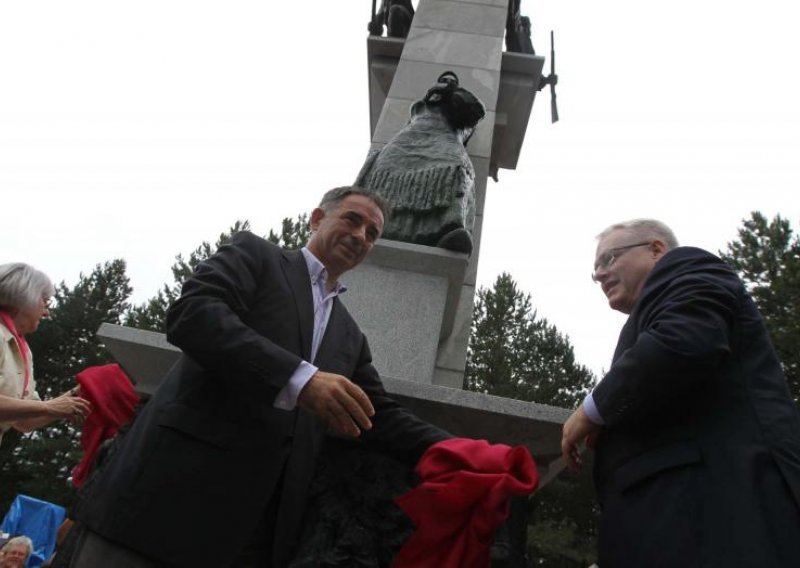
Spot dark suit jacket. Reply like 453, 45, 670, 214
78, 231, 449, 567
592, 247, 800, 567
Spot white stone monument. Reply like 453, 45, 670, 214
344, 0, 546, 389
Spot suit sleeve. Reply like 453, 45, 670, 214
353, 334, 452, 464
593, 267, 740, 427
166, 231, 303, 392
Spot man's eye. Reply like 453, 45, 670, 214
596, 253, 612, 269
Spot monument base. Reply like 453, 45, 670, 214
340, 239, 468, 386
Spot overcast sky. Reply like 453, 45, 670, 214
2, 1, 798, 378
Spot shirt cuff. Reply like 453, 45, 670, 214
273, 361, 317, 410
582, 392, 605, 425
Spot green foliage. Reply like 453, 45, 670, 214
466, 273, 594, 407
30, 260, 133, 389
719, 212, 800, 404
1, 260, 132, 513
122, 290, 171, 333
465, 272, 599, 567
267, 213, 310, 251
527, 461, 599, 567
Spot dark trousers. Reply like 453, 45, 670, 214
68, 529, 159, 568
233, 499, 279, 568
68, 499, 279, 568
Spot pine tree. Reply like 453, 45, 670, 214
267, 214, 310, 251
720, 212, 800, 404
465, 272, 599, 567
466, 272, 594, 407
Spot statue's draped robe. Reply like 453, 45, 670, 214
356, 108, 476, 247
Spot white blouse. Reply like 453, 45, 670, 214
0, 322, 41, 444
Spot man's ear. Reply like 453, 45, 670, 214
309, 207, 325, 231
651, 239, 669, 259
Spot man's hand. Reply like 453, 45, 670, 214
296, 371, 375, 438
561, 405, 601, 473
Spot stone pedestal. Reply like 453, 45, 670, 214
363, 0, 545, 390
339, 239, 467, 386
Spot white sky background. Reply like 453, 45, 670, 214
2, 1, 799, 379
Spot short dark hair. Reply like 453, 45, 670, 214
318, 186, 392, 224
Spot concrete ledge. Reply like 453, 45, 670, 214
383, 375, 569, 484
383, 374, 570, 444
97, 323, 179, 396
492, 52, 545, 171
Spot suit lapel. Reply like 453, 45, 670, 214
281, 250, 314, 362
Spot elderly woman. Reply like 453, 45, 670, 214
0, 263, 89, 445
0, 535, 33, 568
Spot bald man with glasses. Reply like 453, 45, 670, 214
562, 218, 800, 567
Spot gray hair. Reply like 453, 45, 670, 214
0, 263, 55, 313
318, 186, 392, 224
597, 219, 679, 250
1, 535, 33, 556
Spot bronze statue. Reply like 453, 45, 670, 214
368, 0, 415, 39
505, 0, 535, 54
356, 72, 485, 254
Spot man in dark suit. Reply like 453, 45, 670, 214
561, 218, 800, 567
70, 186, 450, 567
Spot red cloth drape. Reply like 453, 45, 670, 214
71, 363, 139, 488
393, 438, 539, 568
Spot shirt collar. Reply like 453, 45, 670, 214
0, 321, 14, 343
300, 248, 347, 295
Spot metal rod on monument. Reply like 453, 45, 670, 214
550, 30, 559, 123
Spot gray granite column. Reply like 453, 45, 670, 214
349, 0, 511, 389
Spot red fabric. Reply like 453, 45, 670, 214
0, 310, 31, 397
71, 363, 139, 488
393, 438, 539, 568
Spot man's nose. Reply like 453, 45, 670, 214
351, 224, 367, 242
592, 266, 609, 283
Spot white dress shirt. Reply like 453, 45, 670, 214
272, 247, 347, 410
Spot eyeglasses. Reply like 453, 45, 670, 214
591, 242, 651, 282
